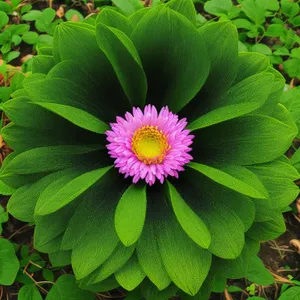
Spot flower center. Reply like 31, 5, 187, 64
131, 125, 170, 165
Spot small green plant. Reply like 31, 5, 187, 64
202, 0, 300, 81
0, 0, 299, 299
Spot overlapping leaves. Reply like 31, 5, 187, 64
1, 0, 299, 299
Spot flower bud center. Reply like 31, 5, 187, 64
131, 125, 170, 165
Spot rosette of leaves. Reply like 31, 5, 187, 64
1, 0, 299, 298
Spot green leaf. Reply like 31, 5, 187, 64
53, 22, 130, 122
273, 47, 290, 56
32, 55, 55, 74
34, 198, 81, 253
33, 102, 109, 134
187, 72, 274, 130
69, 173, 127, 279
112, 0, 143, 16
291, 16, 300, 27
4, 51, 20, 63
246, 256, 274, 285
194, 112, 297, 165
115, 184, 146, 246
204, 0, 233, 16
283, 58, 300, 79
49, 250, 71, 267
22, 31, 39, 44
265, 24, 284, 37
22, 10, 42, 21
18, 284, 42, 300
96, 8, 133, 36
131, 6, 209, 112
42, 269, 54, 282
249, 158, 299, 210
183, 21, 238, 121
35, 8, 56, 32
21, 4, 32, 14
141, 280, 178, 300
251, 44, 272, 56
247, 214, 286, 241
37, 34, 53, 46
188, 162, 267, 199
0, 180, 15, 196
65, 9, 84, 21
136, 217, 171, 290
0, 11, 9, 28
46, 275, 94, 300
166, 181, 211, 249
148, 186, 212, 296
166, 0, 197, 25
279, 287, 300, 300
281, 0, 299, 18
0, 238, 19, 285
1, 145, 102, 175
233, 18, 253, 30
176, 170, 246, 259
115, 255, 146, 291
96, 23, 147, 107
35, 166, 112, 216
213, 243, 249, 279
88, 243, 135, 284
7, 170, 69, 222
241, 0, 266, 25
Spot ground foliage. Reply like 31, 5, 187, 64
0, 0, 300, 300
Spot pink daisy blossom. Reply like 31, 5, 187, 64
105, 105, 194, 185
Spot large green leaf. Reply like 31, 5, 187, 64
32, 55, 55, 74
33, 102, 109, 134
247, 214, 286, 241
193, 112, 297, 165
136, 216, 171, 291
88, 243, 135, 284
141, 280, 178, 300
187, 72, 274, 130
233, 52, 269, 84
24, 77, 91, 112
182, 21, 238, 120
249, 158, 299, 210
52, 22, 130, 122
148, 185, 212, 296
35, 166, 112, 216
96, 8, 133, 36
34, 199, 81, 253
0, 145, 102, 176
188, 162, 267, 199
166, 181, 211, 249
0, 239, 19, 285
131, 5, 209, 112
66, 171, 128, 279
175, 169, 245, 259
115, 184, 146, 246
166, 0, 197, 25
7, 169, 76, 222
115, 255, 146, 291
96, 23, 147, 107
213, 243, 249, 280
279, 287, 300, 300
46, 275, 94, 300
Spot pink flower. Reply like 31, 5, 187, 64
106, 105, 194, 185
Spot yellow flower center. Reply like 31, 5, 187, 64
132, 125, 170, 165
